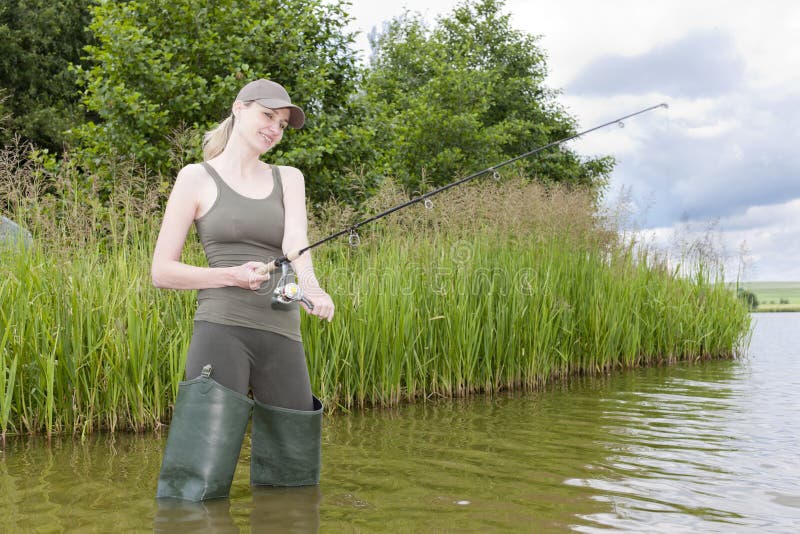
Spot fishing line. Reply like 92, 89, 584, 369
261, 102, 668, 306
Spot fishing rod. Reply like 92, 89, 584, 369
261, 102, 668, 309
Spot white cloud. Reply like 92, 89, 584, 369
685, 120, 739, 139
505, 0, 800, 89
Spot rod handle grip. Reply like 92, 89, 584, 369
254, 250, 303, 276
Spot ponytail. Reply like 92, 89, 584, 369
202, 114, 235, 160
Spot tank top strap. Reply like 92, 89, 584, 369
201, 161, 226, 190
270, 165, 283, 199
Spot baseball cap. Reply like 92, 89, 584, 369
235, 79, 305, 129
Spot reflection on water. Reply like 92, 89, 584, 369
250, 486, 322, 533
154, 486, 321, 533
154, 499, 239, 533
1, 313, 799, 532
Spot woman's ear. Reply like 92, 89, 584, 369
232, 100, 243, 118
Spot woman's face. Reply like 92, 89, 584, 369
233, 101, 292, 153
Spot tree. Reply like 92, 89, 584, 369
737, 288, 758, 311
359, 0, 613, 194
72, 0, 365, 201
0, 0, 92, 151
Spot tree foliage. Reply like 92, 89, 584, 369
737, 288, 758, 311
72, 0, 364, 201
359, 0, 613, 193
5, 0, 615, 204
0, 0, 92, 151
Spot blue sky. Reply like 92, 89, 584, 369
344, 0, 800, 281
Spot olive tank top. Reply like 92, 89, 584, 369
193, 162, 301, 341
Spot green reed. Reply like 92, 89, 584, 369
0, 150, 751, 435
303, 227, 750, 411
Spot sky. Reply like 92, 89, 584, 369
342, 0, 800, 281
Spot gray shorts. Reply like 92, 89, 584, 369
185, 320, 313, 411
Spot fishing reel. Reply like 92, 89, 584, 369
271, 262, 314, 311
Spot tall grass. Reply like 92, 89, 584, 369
0, 143, 751, 436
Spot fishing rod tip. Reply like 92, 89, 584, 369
659, 102, 669, 109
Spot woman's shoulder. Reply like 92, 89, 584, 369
168, 163, 216, 200
172, 163, 216, 188
177, 162, 213, 180
273, 164, 304, 183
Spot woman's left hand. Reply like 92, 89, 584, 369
301, 287, 335, 322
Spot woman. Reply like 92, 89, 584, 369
152, 79, 334, 501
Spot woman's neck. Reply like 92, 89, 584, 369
213, 139, 266, 180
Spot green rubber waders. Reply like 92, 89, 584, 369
157, 366, 253, 501
250, 396, 323, 486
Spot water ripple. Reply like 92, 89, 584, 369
2, 313, 799, 532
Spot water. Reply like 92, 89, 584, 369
2, 313, 798, 532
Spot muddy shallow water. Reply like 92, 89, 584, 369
2, 313, 798, 532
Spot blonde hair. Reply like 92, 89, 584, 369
202, 114, 235, 160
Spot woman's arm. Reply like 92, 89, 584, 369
151, 164, 269, 290
280, 165, 335, 321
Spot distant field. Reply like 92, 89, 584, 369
740, 281, 800, 312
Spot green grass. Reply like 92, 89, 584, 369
741, 282, 800, 312
0, 149, 752, 436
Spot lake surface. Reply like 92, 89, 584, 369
1, 312, 798, 532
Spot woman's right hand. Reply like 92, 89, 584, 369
232, 261, 271, 290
